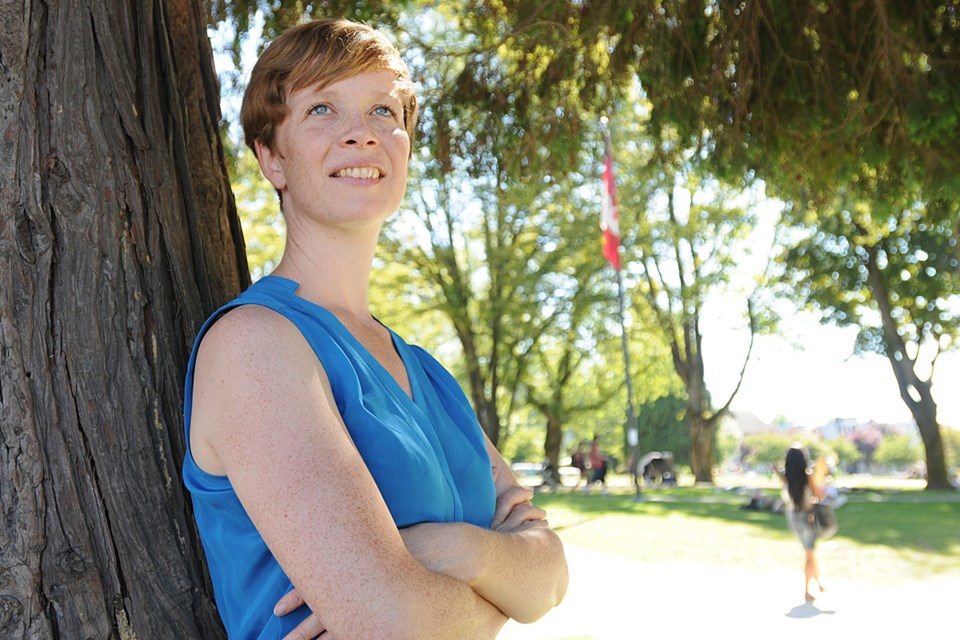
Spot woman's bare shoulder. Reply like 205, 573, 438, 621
190, 305, 324, 473
202, 303, 298, 347
196, 304, 317, 375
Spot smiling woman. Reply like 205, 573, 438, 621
182, 18, 567, 640
255, 69, 411, 230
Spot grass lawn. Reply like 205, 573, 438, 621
532, 474, 960, 585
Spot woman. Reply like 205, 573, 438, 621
782, 445, 827, 602
182, 19, 568, 639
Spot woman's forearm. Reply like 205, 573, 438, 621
277, 562, 508, 640
402, 521, 569, 624
463, 524, 568, 623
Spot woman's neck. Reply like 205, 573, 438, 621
271, 221, 380, 324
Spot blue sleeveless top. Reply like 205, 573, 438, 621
182, 276, 496, 639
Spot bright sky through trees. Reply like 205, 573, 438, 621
705, 309, 960, 428
210, 14, 960, 433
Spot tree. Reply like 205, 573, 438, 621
873, 433, 923, 469
630, 1, 960, 489
633, 395, 691, 466
634, 1, 960, 204
1, 1, 247, 637
942, 426, 960, 477
370, 6, 635, 447
741, 433, 797, 469
521, 249, 677, 480
523, 255, 612, 480
615, 115, 764, 483
851, 425, 886, 468
740, 433, 836, 470
826, 437, 865, 473
780, 190, 959, 489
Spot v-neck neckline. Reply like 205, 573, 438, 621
261, 276, 418, 404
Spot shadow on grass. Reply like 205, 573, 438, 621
532, 489, 960, 556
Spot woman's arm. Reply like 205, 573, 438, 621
809, 459, 830, 500
190, 306, 506, 640
401, 437, 568, 623
276, 432, 569, 637
333, 438, 568, 623
806, 472, 828, 501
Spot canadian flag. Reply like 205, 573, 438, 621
600, 140, 621, 270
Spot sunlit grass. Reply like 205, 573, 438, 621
533, 476, 960, 585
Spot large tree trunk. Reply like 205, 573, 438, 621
865, 245, 952, 491
474, 393, 502, 446
674, 324, 716, 484
886, 358, 951, 489
688, 411, 715, 484
1, 0, 247, 637
543, 412, 563, 483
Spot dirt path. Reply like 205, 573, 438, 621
499, 543, 959, 640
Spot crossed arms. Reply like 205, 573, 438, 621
190, 306, 568, 639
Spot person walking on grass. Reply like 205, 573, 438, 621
781, 445, 829, 602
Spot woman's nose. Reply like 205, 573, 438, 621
340, 116, 379, 147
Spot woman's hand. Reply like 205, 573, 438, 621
394, 477, 550, 582
275, 445, 564, 632
273, 591, 326, 640
491, 485, 548, 533
273, 521, 493, 639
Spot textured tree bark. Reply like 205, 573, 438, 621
687, 411, 715, 485
0, 0, 247, 637
865, 247, 951, 490
455, 322, 504, 445
896, 372, 951, 490
543, 412, 563, 484
673, 326, 716, 484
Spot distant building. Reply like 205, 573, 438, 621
815, 418, 859, 441
815, 418, 917, 442
726, 410, 771, 437
729, 412, 916, 442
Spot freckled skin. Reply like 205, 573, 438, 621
191, 67, 567, 639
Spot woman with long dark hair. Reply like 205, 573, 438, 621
782, 445, 828, 602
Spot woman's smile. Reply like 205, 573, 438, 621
257, 70, 410, 227
330, 165, 384, 179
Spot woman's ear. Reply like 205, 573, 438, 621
255, 139, 287, 191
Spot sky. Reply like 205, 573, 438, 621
208, 19, 960, 433
691, 190, 960, 432
702, 305, 960, 430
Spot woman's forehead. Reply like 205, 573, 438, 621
288, 70, 408, 103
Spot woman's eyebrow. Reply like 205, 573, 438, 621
306, 83, 400, 98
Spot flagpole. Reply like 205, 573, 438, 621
600, 116, 642, 500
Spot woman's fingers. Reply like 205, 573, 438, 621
492, 485, 546, 531
490, 485, 532, 529
274, 588, 306, 616
279, 614, 327, 640
496, 501, 547, 533
275, 588, 328, 640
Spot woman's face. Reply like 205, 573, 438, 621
257, 70, 411, 231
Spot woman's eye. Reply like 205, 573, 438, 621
373, 105, 398, 118
308, 103, 331, 116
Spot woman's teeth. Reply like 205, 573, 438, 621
334, 167, 381, 179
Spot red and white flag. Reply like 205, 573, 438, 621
600, 138, 621, 270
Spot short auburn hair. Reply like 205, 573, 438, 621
240, 19, 418, 157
